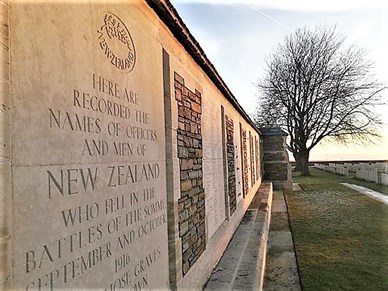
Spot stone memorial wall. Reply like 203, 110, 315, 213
0, 1, 263, 289
5, 2, 170, 290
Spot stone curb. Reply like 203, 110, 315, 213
204, 182, 273, 291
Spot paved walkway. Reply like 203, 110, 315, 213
341, 183, 388, 204
263, 189, 301, 291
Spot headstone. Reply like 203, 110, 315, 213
381, 173, 388, 186
376, 162, 388, 173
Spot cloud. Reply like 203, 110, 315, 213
250, 7, 292, 31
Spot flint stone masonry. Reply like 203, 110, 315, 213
265, 163, 289, 180
225, 115, 236, 215
261, 128, 292, 190
175, 73, 206, 276
264, 152, 287, 162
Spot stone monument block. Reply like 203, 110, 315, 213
1, 1, 265, 289
260, 127, 293, 190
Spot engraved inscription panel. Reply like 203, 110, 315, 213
11, 4, 168, 289
225, 115, 236, 215
249, 131, 255, 186
202, 94, 225, 238
241, 127, 248, 197
234, 122, 243, 203
255, 136, 260, 180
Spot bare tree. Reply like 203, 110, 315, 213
255, 27, 386, 176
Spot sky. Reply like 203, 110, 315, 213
170, 0, 388, 161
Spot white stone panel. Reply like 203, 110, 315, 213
234, 120, 243, 204
202, 95, 225, 239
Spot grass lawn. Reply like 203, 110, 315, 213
294, 167, 388, 195
286, 168, 388, 290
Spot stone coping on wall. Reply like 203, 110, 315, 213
146, 0, 260, 133
204, 182, 273, 291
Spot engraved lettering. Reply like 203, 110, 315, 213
49, 108, 102, 134
47, 167, 98, 199
107, 163, 160, 187
113, 141, 133, 156
61, 202, 100, 227
82, 139, 109, 156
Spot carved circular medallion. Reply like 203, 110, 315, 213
97, 12, 136, 73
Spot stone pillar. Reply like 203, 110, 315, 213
260, 127, 292, 190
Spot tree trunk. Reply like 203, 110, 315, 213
293, 150, 310, 176
293, 152, 301, 171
